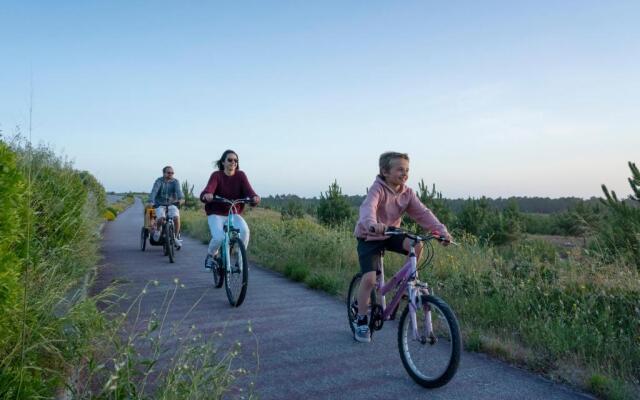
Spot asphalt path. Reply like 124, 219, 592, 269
94, 198, 593, 400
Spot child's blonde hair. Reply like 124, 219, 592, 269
379, 151, 409, 175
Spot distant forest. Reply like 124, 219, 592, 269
260, 194, 602, 215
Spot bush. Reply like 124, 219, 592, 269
281, 200, 305, 220
455, 198, 521, 245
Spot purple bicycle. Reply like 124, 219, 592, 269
347, 227, 461, 388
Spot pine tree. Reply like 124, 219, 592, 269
417, 180, 454, 226
181, 180, 197, 209
316, 180, 354, 226
598, 162, 640, 268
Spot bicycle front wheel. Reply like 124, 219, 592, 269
165, 224, 175, 263
140, 227, 147, 251
224, 238, 248, 307
397, 294, 461, 388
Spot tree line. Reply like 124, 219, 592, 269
265, 163, 640, 269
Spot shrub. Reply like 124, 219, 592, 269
456, 198, 521, 245
281, 200, 305, 220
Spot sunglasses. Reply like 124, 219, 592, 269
226, 158, 238, 163
165, 171, 174, 175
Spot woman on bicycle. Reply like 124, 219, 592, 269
353, 151, 452, 343
200, 150, 260, 270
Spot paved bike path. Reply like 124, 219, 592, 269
95, 198, 593, 399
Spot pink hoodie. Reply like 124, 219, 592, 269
354, 176, 449, 241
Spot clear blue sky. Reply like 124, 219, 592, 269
1, 1, 639, 198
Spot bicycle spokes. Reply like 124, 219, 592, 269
398, 295, 460, 388
224, 238, 248, 307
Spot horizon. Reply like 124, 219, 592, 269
1, 1, 638, 199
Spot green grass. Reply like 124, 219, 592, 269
181, 206, 640, 399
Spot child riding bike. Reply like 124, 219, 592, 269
353, 151, 452, 342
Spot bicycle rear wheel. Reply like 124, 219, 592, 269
397, 294, 461, 388
346, 273, 377, 335
212, 255, 224, 288
224, 238, 248, 307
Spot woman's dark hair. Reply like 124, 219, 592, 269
216, 150, 239, 171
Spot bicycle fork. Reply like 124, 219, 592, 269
409, 284, 434, 344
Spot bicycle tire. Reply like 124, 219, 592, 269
166, 223, 175, 263
397, 294, 461, 388
346, 273, 377, 335
140, 227, 147, 251
212, 255, 224, 288
224, 238, 248, 307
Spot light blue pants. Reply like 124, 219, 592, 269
207, 214, 250, 256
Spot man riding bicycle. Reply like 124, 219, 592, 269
147, 166, 185, 248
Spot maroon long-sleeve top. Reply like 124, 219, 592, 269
199, 170, 258, 216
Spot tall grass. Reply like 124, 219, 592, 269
0, 139, 106, 398
0, 139, 238, 398
182, 206, 640, 399
69, 280, 246, 399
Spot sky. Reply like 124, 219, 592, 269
1, 1, 639, 199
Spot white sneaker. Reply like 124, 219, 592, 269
175, 238, 183, 248
152, 230, 161, 241
354, 324, 371, 343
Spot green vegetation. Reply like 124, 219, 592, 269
0, 138, 108, 397
598, 162, 640, 269
281, 199, 305, 220
181, 180, 199, 210
316, 179, 354, 226
0, 138, 237, 398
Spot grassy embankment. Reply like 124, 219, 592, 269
0, 140, 241, 399
182, 206, 639, 400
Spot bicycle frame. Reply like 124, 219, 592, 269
158, 205, 176, 238
220, 206, 238, 271
213, 196, 252, 271
375, 237, 433, 341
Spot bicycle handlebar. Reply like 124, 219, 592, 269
211, 195, 254, 205
369, 226, 455, 245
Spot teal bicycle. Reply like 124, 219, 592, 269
210, 196, 252, 307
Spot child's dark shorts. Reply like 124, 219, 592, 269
357, 236, 408, 274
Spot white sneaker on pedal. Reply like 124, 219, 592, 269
152, 230, 161, 241
354, 324, 371, 343
175, 237, 183, 248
